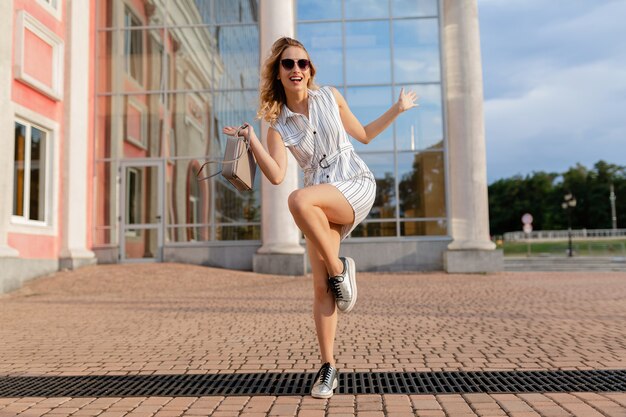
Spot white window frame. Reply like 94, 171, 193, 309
14, 11, 64, 101
125, 96, 148, 149
123, 6, 145, 86
10, 106, 59, 236
36, 0, 62, 21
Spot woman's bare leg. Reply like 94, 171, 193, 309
306, 223, 342, 365
289, 184, 354, 276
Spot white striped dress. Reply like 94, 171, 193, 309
271, 86, 376, 240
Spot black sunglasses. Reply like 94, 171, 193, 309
280, 59, 310, 71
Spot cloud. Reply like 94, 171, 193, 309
478, 0, 626, 182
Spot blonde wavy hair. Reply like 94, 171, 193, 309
257, 37, 317, 124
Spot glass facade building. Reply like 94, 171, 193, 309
0, 0, 498, 292
93, 0, 447, 263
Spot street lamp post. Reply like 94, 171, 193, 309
561, 193, 577, 257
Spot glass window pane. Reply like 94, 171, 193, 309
345, 0, 389, 19
397, 151, 445, 219
346, 86, 393, 152
213, 0, 258, 24
346, 21, 391, 85
400, 220, 447, 236
392, 0, 438, 17
216, 224, 260, 241
358, 153, 396, 220
166, 159, 211, 239
298, 22, 343, 87
124, 228, 158, 259
212, 25, 260, 90
97, 29, 164, 94
29, 127, 46, 221
167, 225, 212, 242
94, 161, 117, 246
97, 1, 165, 28
395, 84, 443, 151
393, 18, 440, 83
351, 221, 396, 238
298, 0, 341, 20
13, 122, 26, 217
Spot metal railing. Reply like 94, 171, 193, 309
504, 228, 626, 241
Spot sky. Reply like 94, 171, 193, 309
477, 0, 626, 184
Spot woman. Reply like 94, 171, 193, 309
223, 37, 417, 398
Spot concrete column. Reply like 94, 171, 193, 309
253, 0, 306, 276
59, 0, 96, 269
441, 0, 502, 272
0, 0, 19, 259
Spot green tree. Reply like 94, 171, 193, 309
488, 160, 626, 235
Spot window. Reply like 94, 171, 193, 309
13, 120, 49, 224
126, 168, 141, 226
36, 0, 61, 20
297, 0, 447, 238
124, 8, 144, 84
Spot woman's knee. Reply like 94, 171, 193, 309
288, 189, 309, 216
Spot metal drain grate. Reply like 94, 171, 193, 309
0, 370, 624, 397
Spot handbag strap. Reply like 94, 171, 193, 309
196, 123, 250, 182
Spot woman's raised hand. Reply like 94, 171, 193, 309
397, 88, 419, 113
222, 123, 253, 139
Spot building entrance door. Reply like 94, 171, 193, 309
119, 160, 164, 262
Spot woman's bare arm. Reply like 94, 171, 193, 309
331, 87, 418, 145
222, 124, 287, 185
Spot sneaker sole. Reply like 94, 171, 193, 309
340, 257, 357, 313
310, 378, 338, 399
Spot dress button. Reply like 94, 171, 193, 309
326, 175, 329, 179
313, 131, 317, 134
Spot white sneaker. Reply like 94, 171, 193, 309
328, 257, 357, 313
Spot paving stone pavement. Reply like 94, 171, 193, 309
0, 263, 625, 417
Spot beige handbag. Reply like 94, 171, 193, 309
197, 124, 256, 192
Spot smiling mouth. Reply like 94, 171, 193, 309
289, 76, 303, 82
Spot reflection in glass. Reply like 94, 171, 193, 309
298, 0, 341, 20
124, 8, 144, 85
397, 151, 445, 219
345, 0, 389, 19
393, 19, 440, 83
346, 86, 393, 152
95, 0, 262, 245
351, 221, 396, 238
212, 25, 260, 90
123, 165, 161, 226
392, 0, 438, 17
97, 30, 163, 94
124, 228, 158, 260
357, 153, 395, 220
29, 127, 46, 221
401, 220, 446, 236
298, 22, 343, 87
95, 161, 117, 246
395, 84, 443, 151
345, 21, 391, 85
12, 122, 47, 222
13, 122, 26, 217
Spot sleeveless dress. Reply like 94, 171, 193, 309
271, 86, 376, 240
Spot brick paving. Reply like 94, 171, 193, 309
0, 263, 625, 416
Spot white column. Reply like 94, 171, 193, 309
442, 0, 495, 251
0, 0, 19, 258
59, 0, 96, 268
253, 0, 305, 275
